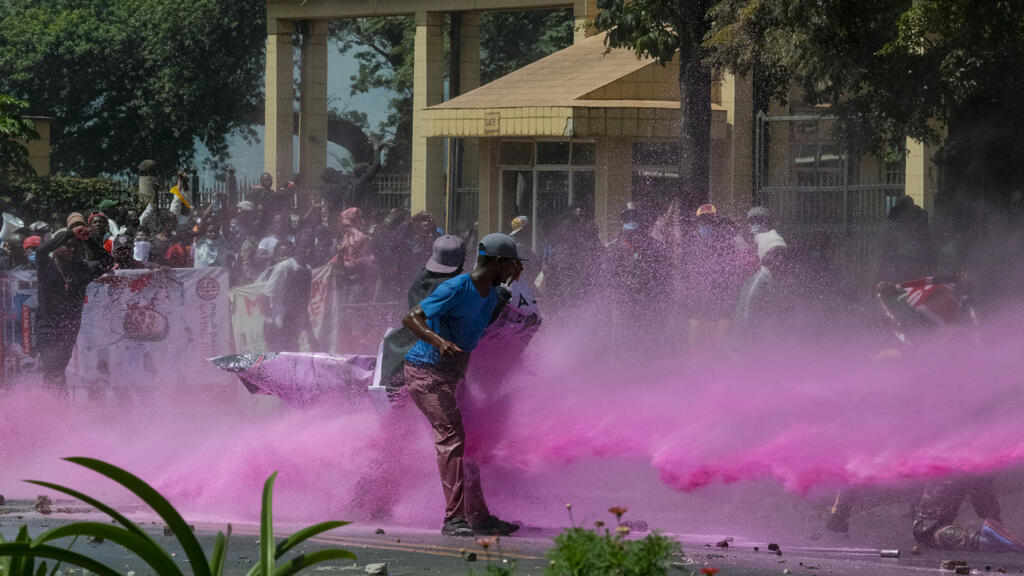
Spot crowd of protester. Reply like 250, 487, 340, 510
5, 169, 1024, 547
0, 166, 1015, 363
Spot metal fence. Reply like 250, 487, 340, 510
764, 184, 905, 285
372, 174, 412, 213
755, 112, 908, 293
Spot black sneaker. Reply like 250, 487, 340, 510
472, 515, 520, 536
441, 517, 474, 537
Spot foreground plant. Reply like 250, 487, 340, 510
544, 505, 681, 576
468, 536, 517, 576
0, 457, 355, 576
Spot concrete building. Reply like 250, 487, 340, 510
263, 0, 939, 252
22, 117, 51, 176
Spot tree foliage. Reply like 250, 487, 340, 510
595, 0, 716, 208
330, 17, 415, 173
0, 176, 134, 226
480, 9, 574, 84
0, 95, 39, 176
0, 0, 266, 178
708, 0, 1024, 201
330, 9, 574, 172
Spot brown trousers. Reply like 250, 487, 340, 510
404, 361, 490, 525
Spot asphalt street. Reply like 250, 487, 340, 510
5, 500, 1024, 576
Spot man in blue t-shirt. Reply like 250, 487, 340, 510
402, 233, 524, 537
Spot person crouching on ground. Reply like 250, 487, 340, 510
402, 233, 523, 537
36, 213, 115, 392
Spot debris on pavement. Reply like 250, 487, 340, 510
940, 560, 968, 571
374, 528, 386, 535
364, 562, 388, 575
880, 549, 900, 558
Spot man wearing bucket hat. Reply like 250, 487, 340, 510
377, 235, 467, 397
402, 233, 524, 537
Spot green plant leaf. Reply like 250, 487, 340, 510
12, 526, 31, 576
274, 521, 350, 558
46, 535, 77, 576
210, 524, 232, 576
23, 480, 147, 538
0, 543, 121, 576
33, 561, 47, 576
260, 472, 278, 576
271, 549, 357, 576
63, 457, 212, 576
32, 523, 183, 576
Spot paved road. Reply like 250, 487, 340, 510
5, 503, 1024, 576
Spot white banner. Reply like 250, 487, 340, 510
229, 281, 268, 354
70, 268, 231, 387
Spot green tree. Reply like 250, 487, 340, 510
330, 9, 574, 172
480, 9, 574, 84
594, 0, 717, 208
0, 0, 266, 178
0, 95, 39, 176
708, 0, 1024, 204
330, 16, 415, 172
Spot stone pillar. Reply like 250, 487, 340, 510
411, 11, 446, 219
299, 20, 329, 192
477, 138, 500, 236
458, 12, 481, 189
265, 19, 296, 191
719, 72, 754, 213
905, 137, 941, 215
573, 0, 599, 44
594, 139, 632, 242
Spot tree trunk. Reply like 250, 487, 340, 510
678, 41, 712, 213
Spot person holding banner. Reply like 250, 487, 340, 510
36, 213, 115, 392
402, 233, 523, 538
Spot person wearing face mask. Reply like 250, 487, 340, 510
684, 204, 747, 354
35, 213, 115, 393
16, 235, 42, 271
603, 203, 672, 354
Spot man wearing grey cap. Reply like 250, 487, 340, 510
402, 233, 524, 537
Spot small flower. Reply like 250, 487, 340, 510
700, 567, 720, 575
608, 506, 628, 518
616, 525, 631, 536
595, 520, 605, 528
565, 503, 573, 510
476, 536, 498, 550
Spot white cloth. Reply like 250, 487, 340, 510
261, 257, 303, 329
133, 240, 152, 262
755, 229, 787, 261
193, 236, 226, 268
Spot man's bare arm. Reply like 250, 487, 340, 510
402, 306, 463, 359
